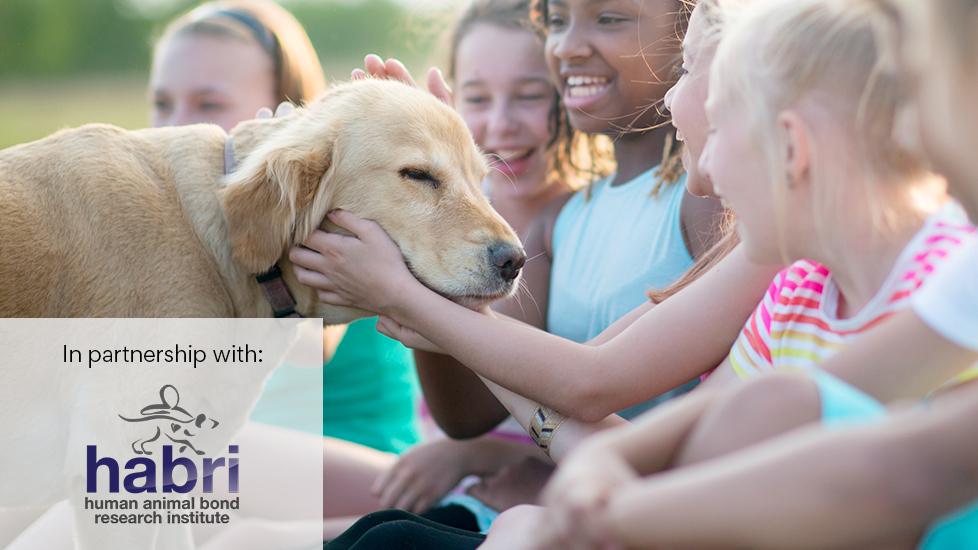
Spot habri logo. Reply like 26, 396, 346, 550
87, 385, 239, 494
119, 385, 219, 455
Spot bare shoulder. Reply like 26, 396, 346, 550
531, 190, 576, 258
494, 190, 575, 327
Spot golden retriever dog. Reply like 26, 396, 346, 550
0, 79, 525, 549
0, 78, 526, 320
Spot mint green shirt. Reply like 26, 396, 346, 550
251, 318, 420, 454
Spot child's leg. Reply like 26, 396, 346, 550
480, 505, 549, 550
675, 373, 822, 466
323, 436, 395, 517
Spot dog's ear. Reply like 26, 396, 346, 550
220, 118, 336, 274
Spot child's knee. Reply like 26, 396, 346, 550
492, 504, 543, 527
727, 372, 822, 421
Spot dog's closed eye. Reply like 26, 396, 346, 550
399, 167, 440, 189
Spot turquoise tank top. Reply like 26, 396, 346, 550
251, 318, 420, 454
548, 168, 698, 418
920, 499, 978, 549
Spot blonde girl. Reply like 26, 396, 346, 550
525, 0, 977, 547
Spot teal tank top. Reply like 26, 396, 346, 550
548, 168, 698, 418
251, 318, 421, 454
809, 369, 978, 550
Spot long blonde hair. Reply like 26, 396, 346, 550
649, 0, 754, 303
154, 0, 326, 105
711, 0, 937, 263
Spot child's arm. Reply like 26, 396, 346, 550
604, 386, 978, 549
474, 374, 629, 461
291, 210, 778, 422
820, 309, 977, 401
409, 197, 563, 438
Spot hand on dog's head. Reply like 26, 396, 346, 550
220, 79, 524, 321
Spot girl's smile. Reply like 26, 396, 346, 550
561, 73, 615, 110
544, 0, 680, 136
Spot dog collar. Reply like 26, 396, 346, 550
225, 136, 302, 319
256, 264, 302, 318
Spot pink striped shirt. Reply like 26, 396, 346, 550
728, 206, 976, 378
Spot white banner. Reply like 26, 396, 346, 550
0, 318, 324, 550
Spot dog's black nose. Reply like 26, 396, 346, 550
489, 242, 526, 282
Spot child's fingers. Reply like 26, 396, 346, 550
372, 462, 397, 495
379, 469, 414, 509
384, 58, 417, 87
427, 67, 453, 106
300, 225, 358, 255
394, 486, 426, 513
412, 492, 438, 515
291, 264, 333, 290
364, 54, 386, 77
377, 317, 411, 342
375, 318, 397, 340
316, 290, 352, 307
326, 209, 379, 240
274, 101, 295, 117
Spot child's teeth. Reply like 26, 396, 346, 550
497, 149, 530, 160
567, 76, 609, 86
566, 76, 609, 98
569, 86, 605, 98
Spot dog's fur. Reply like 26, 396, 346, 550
0, 79, 522, 320
0, 79, 523, 549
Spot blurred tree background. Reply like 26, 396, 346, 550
0, 0, 455, 148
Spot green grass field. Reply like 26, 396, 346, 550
0, 76, 150, 149
0, 55, 426, 149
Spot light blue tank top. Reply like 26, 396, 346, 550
548, 168, 697, 418
809, 369, 978, 550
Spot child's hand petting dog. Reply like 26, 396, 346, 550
539, 443, 635, 549
254, 101, 295, 119
352, 53, 453, 106
375, 315, 444, 354
290, 209, 418, 316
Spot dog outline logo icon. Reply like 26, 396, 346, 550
119, 384, 220, 456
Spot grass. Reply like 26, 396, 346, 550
0, 55, 429, 149
0, 75, 150, 149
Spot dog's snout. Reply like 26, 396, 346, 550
489, 242, 526, 282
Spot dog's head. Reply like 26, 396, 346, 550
219, 79, 525, 322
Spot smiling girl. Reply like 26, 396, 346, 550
295, 0, 754, 442
363, 0, 605, 529
316, 1, 738, 534
291, 0, 775, 443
